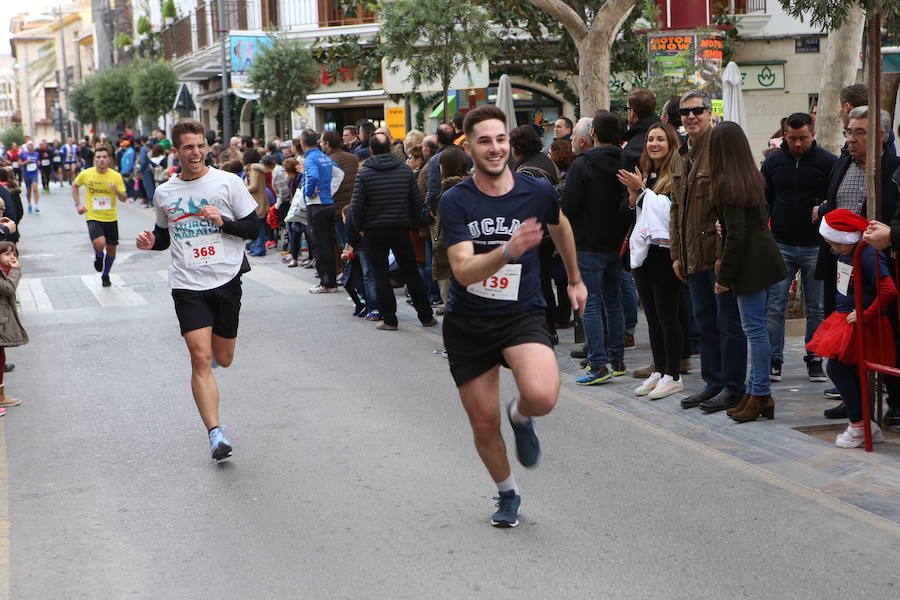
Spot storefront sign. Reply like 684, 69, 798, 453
738, 63, 785, 90
382, 59, 489, 94
386, 107, 407, 140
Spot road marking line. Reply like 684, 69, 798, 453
17, 278, 53, 314
244, 264, 307, 295
109, 274, 149, 305
80, 275, 148, 307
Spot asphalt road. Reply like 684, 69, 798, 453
3, 183, 900, 599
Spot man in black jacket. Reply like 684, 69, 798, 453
621, 89, 660, 171
817, 106, 900, 422
561, 111, 631, 384
763, 112, 837, 384
350, 133, 437, 331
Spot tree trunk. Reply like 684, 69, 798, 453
816, 7, 865, 155
531, 0, 636, 117
577, 39, 612, 117
881, 72, 900, 121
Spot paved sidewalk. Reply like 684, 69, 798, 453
554, 328, 900, 525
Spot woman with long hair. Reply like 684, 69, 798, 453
710, 121, 786, 422
617, 121, 684, 399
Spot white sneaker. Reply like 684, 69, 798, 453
835, 423, 885, 448
634, 372, 662, 396
648, 376, 684, 400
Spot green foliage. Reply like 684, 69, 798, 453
137, 16, 152, 36
378, 0, 494, 121
0, 125, 25, 149
777, 0, 898, 31
161, 0, 177, 19
246, 37, 318, 119
68, 78, 98, 124
114, 33, 133, 49
91, 66, 137, 123
312, 34, 383, 90
131, 61, 178, 121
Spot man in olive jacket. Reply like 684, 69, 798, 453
669, 90, 747, 413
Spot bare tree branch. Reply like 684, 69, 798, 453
588, 0, 638, 45
530, 0, 589, 43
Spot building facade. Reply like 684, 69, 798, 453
9, 0, 96, 141
153, 0, 576, 142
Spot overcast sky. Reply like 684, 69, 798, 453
1, 1, 64, 56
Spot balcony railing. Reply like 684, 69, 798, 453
726, 0, 766, 14
162, 15, 194, 60
161, 0, 378, 60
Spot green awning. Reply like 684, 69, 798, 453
429, 94, 457, 119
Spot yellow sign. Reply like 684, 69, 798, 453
711, 99, 724, 117
386, 107, 407, 141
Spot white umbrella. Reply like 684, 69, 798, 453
494, 74, 517, 133
722, 61, 747, 134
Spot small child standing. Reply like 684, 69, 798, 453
807, 209, 896, 448
0, 241, 28, 414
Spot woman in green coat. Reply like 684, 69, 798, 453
711, 122, 787, 422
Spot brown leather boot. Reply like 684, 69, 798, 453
732, 395, 775, 422
632, 364, 656, 379
726, 394, 751, 417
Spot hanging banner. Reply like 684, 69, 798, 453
648, 33, 696, 78
229, 31, 273, 85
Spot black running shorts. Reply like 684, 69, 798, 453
443, 308, 553, 388
171, 274, 243, 338
87, 220, 119, 245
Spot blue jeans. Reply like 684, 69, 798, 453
737, 289, 771, 396
621, 270, 638, 336
687, 269, 747, 395
357, 248, 378, 307
766, 242, 823, 361
249, 217, 267, 254
334, 218, 347, 251
578, 250, 624, 369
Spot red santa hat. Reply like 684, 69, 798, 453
819, 208, 869, 244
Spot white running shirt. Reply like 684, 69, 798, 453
153, 168, 257, 291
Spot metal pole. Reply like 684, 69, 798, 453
864, 12, 881, 222
218, 0, 231, 141
57, 7, 71, 138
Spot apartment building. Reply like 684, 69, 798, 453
9, 0, 96, 141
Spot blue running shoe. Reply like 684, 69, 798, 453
576, 366, 613, 385
507, 399, 540, 468
491, 490, 521, 527
209, 427, 232, 461
365, 309, 382, 321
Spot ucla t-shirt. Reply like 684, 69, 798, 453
440, 172, 560, 315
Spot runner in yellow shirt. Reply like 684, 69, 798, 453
72, 145, 127, 287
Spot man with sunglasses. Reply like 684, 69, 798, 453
670, 90, 748, 414
818, 107, 900, 425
